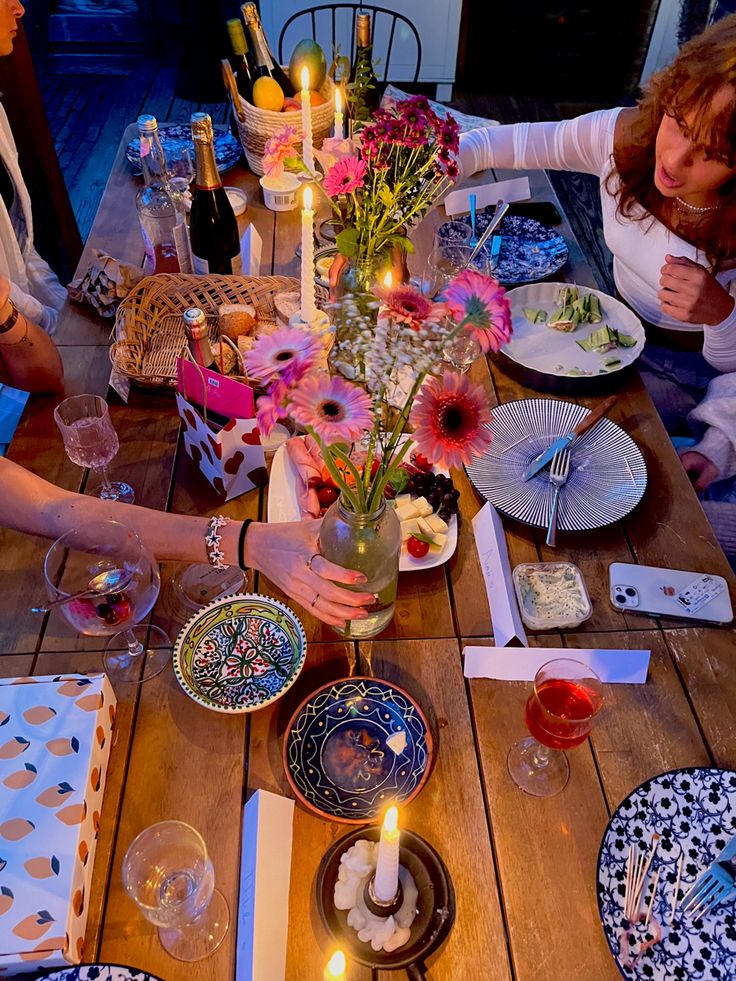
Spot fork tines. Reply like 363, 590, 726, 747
681, 864, 733, 920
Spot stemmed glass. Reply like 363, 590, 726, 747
43, 519, 171, 684
123, 821, 229, 962
507, 658, 604, 797
442, 330, 482, 373
423, 243, 491, 299
54, 394, 134, 504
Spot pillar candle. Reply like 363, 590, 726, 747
334, 87, 345, 140
300, 184, 317, 324
373, 805, 400, 903
301, 66, 315, 174
323, 950, 347, 981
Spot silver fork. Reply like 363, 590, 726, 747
545, 448, 571, 547
681, 838, 736, 920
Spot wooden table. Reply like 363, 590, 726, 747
2, 123, 735, 981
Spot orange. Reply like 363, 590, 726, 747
294, 90, 326, 107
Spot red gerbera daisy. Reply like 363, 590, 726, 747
409, 371, 492, 469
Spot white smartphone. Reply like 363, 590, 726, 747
609, 562, 734, 625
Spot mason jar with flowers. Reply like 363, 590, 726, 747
244, 269, 512, 638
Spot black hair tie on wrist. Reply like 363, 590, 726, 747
238, 519, 253, 571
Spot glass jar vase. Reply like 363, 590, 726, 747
318, 495, 401, 638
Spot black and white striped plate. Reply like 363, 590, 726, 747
465, 399, 647, 531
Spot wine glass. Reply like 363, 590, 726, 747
43, 519, 171, 685
123, 821, 229, 962
442, 329, 482, 373
507, 658, 604, 797
54, 394, 134, 504
166, 145, 195, 197
423, 243, 490, 299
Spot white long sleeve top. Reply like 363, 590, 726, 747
0, 105, 66, 335
458, 108, 736, 372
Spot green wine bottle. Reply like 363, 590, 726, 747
348, 13, 380, 124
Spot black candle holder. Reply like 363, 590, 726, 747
363, 874, 405, 918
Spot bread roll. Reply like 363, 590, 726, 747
274, 291, 301, 327
218, 302, 257, 339
211, 341, 238, 376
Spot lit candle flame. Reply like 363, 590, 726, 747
335, 87, 342, 114
301, 65, 310, 92
383, 804, 398, 834
383, 270, 393, 289
303, 184, 313, 211
325, 950, 346, 978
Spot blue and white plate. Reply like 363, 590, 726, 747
597, 767, 736, 980
465, 398, 647, 531
41, 967, 164, 981
126, 125, 242, 175
284, 677, 432, 824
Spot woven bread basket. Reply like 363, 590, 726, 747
232, 77, 335, 176
110, 273, 329, 388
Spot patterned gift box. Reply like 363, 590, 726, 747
0, 674, 116, 973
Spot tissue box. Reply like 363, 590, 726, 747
0, 674, 116, 972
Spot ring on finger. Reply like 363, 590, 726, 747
306, 552, 320, 570
310, 592, 319, 608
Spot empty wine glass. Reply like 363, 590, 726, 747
166, 145, 195, 197
442, 329, 483, 373
423, 243, 490, 299
54, 394, 134, 504
123, 821, 229, 962
43, 519, 171, 684
507, 658, 604, 797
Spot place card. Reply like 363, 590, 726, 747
236, 789, 294, 981
463, 645, 650, 683
472, 502, 528, 647
444, 176, 531, 217
241, 223, 263, 276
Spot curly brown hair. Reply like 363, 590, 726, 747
610, 13, 736, 272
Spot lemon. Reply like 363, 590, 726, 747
252, 76, 285, 112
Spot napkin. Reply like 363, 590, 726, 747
472, 503, 528, 647
67, 249, 144, 318
463, 645, 650, 683
444, 177, 531, 217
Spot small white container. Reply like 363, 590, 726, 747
225, 186, 249, 216
259, 172, 300, 212
512, 562, 592, 631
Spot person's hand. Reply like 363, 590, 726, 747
659, 255, 735, 326
680, 451, 720, 493
245, 519, 375, 628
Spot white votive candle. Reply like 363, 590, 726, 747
300, 184, 317, 324
323, 950, 347, 981
301, 65, 315, 174
374, 805, 400, 903
334, 87, 344, 140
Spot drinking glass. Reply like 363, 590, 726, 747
166, 145, 195, 197
507, 658, 604, 797
43, 519, 171, 684
54, 394, 134, 504
123, 821, 229, 962
423, 243, 490, 299
442, 329, 483, 373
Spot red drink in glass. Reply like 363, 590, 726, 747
524, 678, 603, 750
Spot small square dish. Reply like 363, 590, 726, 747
512, 562, 592, 631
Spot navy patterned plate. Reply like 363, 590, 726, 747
126, 125, 242, 175
284, 677, 433, 823
439, 211, 568, 285
42, 967, 164, 981
597, 767, 736, 980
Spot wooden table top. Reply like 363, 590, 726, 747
2, 122, 735, 981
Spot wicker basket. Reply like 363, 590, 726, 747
232, 77, 335, 176
110, 273, 329, 388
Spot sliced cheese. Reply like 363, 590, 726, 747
400, 518, 421, 541
412, 496, 433, 518
416, 516, 434, 536
395, 501, 419, 522
395, 494, 412, 508
426, 513, 449, 534
428, 532, 447, 553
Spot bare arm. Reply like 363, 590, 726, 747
0, 276, 64, 393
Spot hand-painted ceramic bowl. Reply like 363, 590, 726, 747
173, 593, 306, 713
284, 676, 433, 823
43, 967, 165, 981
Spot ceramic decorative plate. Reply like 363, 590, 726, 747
503, 282, 646, 381
267, 441, 458, 571
465, 398, 647, 531
42, 967, 164, 981
440, 212, 569, 285
126, 125, 242, 175
173, 593, 306, 713
597, 767, 736, 980
284, 677, 432, 823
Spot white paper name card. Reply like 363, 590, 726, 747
463, 646, 650, 684
472, 502, 528, 647
236, 789, 295, 981
241, 223, 263, 276
444, 176, 531, 216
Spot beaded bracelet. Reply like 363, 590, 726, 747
205, 514, 229, 570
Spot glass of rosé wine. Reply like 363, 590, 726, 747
43, 519, 171, 685
54, 394, 135, 504
507, 658, 604, 798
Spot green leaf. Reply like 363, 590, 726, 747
387, 469, 410, 494
388, 234, 415, 254
336, 226, 359, 259
410, 532, 435, 544
283, 156, 308, 173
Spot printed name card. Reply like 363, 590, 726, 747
241, 223, 263, 276
444, 176, 531, 216
463, 646, 651, 684
472, 502, 528, 647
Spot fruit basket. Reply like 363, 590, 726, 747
231, 76, 335, 176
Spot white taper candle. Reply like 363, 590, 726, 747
300, 184, 317, 324
334, 87, 345, 140
301, 65, 315, 174
374, 805, 400, 903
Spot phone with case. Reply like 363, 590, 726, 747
609, 562, 733, 625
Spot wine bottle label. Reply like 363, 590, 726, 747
192, 252, 243, 275
174, 223, 193, 274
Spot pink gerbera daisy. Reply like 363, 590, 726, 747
255, 379, 288, 437
374, 284, 448, 330
322, 156, 367, 198
245, 328, 321, 386
409, 371, 492, 469
444, 268, 512, 353
288, 375, 373, 445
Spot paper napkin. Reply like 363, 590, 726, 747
463, 645, 650, 683
444, 177, 531, 216
472, 503, 528, 647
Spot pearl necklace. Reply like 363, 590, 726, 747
674, 196, 721, 215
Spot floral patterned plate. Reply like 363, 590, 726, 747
125, 124, 242, 176
173, 593, 307, 713
284, 677, 433, 823
597, 767, 736, 980
41, 967, 164, 981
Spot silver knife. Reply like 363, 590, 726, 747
523, 396, 617, 481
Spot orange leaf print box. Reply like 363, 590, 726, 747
0, 673, 116, 973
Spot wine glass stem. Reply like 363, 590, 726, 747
95, 466, 115, 494
532, 741, 551, 769
125, 629, 145, 658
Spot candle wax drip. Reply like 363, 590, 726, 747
334, 839, 418, 953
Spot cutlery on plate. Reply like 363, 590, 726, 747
489, 234, 503, 272
523, 395, 617, 482
545, 448, 570, 547
465, 199, 509, 268
469, 193, 479, 248
681, 836, 736, 920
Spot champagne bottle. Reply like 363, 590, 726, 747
183, 307, 214, 369
240, 2, 294, 96
226, 17, 254, 102
348, 13, 380, 124
189, 113, 242, 276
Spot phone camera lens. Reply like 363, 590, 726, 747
625, 587, 637, 597
615, 594, 626, 604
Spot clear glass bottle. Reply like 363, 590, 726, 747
319, 495, 401, 638
135, 114, 192, 275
